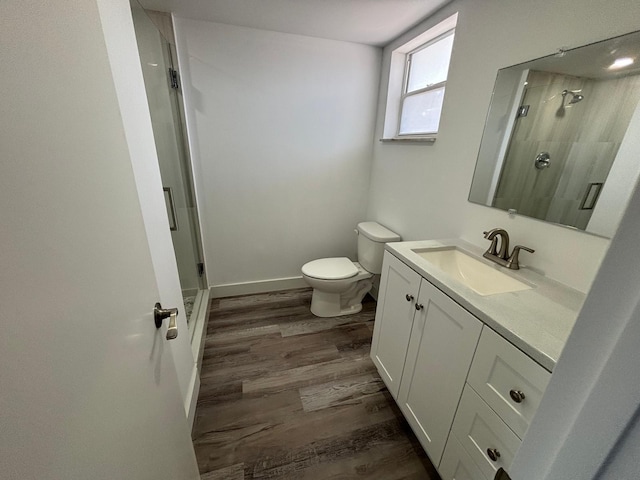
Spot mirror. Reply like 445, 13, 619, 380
469, 30, 640, 238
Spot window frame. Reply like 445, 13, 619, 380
381, 12, 458, 143
396, 28, 455, 138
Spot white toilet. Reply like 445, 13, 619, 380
301, 222, 401, 317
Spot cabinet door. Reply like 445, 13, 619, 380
370, 252, 422, 399
439, 434, 488, 480
397, 279, 483, 465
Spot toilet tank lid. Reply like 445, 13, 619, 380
357, 222, 401, 242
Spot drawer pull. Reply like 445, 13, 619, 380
509, 389, 526, 403
487, 448, 501, 462
415, 303, 424, 311
406, 294, 414, 302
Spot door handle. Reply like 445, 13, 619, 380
163, 187, 178, 231
154, 302, 179, 340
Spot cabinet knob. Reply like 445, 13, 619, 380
415, 303, 424, 311
509, 389, 526, 403
487, 448, 501, 462
405, 294, 414, 302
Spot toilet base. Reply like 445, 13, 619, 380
309, 279, 372, 318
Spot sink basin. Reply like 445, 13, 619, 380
412, 247, 532, 296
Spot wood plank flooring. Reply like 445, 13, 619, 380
193, 288, 440, 480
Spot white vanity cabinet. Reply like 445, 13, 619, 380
371, 250, 552, 479
370, 252, 422, 398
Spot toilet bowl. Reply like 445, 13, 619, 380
301, 222, 401, 318
302, 259, 373, 317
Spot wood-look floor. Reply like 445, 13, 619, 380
193, 288, 440, 480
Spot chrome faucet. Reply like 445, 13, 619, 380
483, 228, 534, 270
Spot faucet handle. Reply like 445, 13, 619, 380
506, 245, 535, 270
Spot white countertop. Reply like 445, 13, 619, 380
385, 239, 585, 372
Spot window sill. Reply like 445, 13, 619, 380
379, 136, 436, 144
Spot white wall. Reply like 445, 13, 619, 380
367, 0, 640, 293
173, 19, 381, 290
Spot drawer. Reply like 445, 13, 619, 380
439, 434, 488, 480
452, 386, 521, 480
467, 327, 551, 438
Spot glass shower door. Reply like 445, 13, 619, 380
131, 2, 207, 333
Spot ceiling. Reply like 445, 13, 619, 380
137, 0, 451, 46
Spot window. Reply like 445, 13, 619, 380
399, 30, 454, 136
382, 13, 458, 141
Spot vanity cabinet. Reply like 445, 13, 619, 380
371, 250, 552, 480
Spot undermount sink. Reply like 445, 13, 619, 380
412, 247, 532, 296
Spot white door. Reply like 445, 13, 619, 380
0, 0, 200, 478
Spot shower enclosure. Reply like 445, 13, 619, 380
130, 2, 209, 347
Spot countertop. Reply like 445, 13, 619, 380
385, 239, 586, 372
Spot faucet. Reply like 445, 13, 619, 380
483, 228, 510, 259
483, 228, 534, 270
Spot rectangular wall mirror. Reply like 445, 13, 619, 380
469, 30, 640, 238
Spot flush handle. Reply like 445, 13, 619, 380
154, 302, 179, 340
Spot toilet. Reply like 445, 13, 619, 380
301, 222, 401, 317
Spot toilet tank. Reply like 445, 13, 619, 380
356, 222, 402, 274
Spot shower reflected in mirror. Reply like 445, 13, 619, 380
469, 29, 640, 238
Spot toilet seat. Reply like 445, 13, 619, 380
301, 257, 358, 280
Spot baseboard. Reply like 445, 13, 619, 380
185, 365, 199, 430
210, 276, 308, 298
190, 288, 210, 372
186, 288, 209, 432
